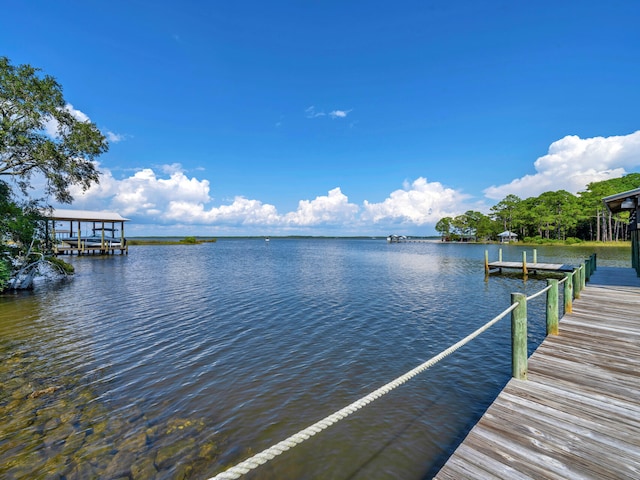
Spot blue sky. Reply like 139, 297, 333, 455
3, 1, 640, 236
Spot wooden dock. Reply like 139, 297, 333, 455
487, 261, 575, 273
435, 266, 640, 479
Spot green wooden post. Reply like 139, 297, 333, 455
580, 263, 586, 290
499, 248, 502, 262
573, 268, 580, 299
533, 249, 537, 264
546, 279, 559, 335
511, 293, 528, 380
593, 253, 597, 271
564, 272, 573, 314
522, 251, 528, 276
585, 258, 592, 282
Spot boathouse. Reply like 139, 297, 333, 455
46, 209, 129, 255
497, 230, 518, 243
603, 187, 640, 275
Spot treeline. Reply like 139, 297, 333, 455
435, 173, 640, 243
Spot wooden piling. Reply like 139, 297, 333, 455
546, 279, 559, 335
511, 293, 527, 380
522, 251, 528, 276
564, 272, 573, 314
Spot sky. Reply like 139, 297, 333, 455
3, 0, 640, 236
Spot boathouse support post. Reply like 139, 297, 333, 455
573, 268, 580, 299
522, 251, 528, 276
564, 272, 573, 314
546, 279, 559, 335
511, 293, 528, 380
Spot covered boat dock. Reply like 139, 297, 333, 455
47, 209, 129, 255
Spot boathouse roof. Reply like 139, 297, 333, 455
603, 187, 640, 213
47, 208, 130, 222
497, 230, 518, 237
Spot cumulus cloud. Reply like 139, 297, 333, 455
66, 163, 472, 235
283, 188, 359, 226
69, 165, 359, 229
362, 177, 472, 225
484, 131, 640, 200
69, 164, 211, 218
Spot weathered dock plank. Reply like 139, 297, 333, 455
435, 266, 640, 479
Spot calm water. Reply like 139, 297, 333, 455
0, 240, 630, 479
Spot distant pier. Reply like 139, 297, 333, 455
484, 249, 587, 275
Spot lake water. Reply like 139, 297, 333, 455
0, 240, 630, 479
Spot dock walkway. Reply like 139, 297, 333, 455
435, 266, 640, 479
487, 261, 575, 273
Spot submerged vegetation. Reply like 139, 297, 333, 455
0, 340, 223, 478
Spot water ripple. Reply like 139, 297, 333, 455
0, 240, 625, 479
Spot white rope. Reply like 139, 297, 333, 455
526, 284, 552, 301
209, 302, 520, 480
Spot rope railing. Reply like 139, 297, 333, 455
209, 253, 597, 479
209, 303, 518, 480
526, 284, 552, 301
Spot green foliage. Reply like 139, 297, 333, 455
0, 56, 108, 203
0, 257, 10, 291
437, 172, 640, 243
46, 256, 74, 275
0, 57, 108, 289
564, 237, 582, 245
180, 236, 199, 244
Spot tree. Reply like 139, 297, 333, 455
0, 56, 108, 203
1, 57, 108, 290
490, 194, 521, 233
578, 173, 640, 241
435, 217, 453, 240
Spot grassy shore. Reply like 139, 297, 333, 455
127, 237, 217, 246
517, 240, 630, 247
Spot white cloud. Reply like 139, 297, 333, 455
68, 163, 469, 234
64, 103, 90, 122
305, 106, 325, 118
306, 106, 352, 120
106, 130, 124, 142
69, 164, 211, 218
42, 103, 124, 143
484, 131, 640, 200
329, 109, 352, 119
362, 177, 473, 225
44, 103, 91, 136
283, 188, 359, 226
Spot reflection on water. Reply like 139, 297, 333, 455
0, 240, 629, 479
